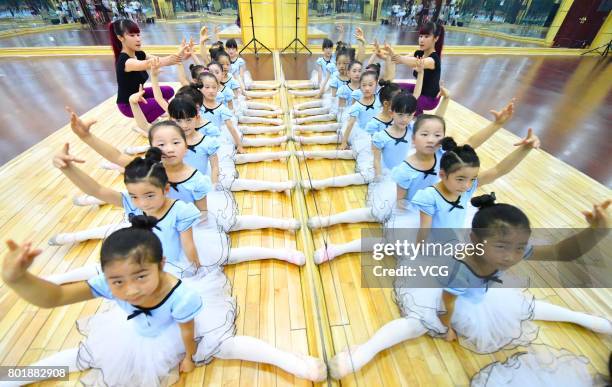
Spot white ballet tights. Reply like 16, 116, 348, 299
231, 215, 300, 232
533, 300, 612, 334
292, 114, 335, 124
229, 178, 295, 193
308, 208, 375, 229
301, 173, 367, 190
292, 123, 340, 134
288, 89, 321, 97
242, 135, 287, 148
216, 336, 326, 381
238, 125, 285, 135
234, 151, 289, 164
2, 337, 327, 386
238, 116, 283, 125
0, 348, 81, 386
292, 134, 340, 145
294, 149, 353, 160
49, 222, 130, 245
294, 107, 330, 116
294, 100, 324, 110
228, 247, 305, 266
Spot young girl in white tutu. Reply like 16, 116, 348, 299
1, 217, 327, 387
328, 195, 612, 379
48, 143, 204, 278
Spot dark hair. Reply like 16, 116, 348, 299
413, 113, 446, 134
360, 70, 378, 83
176, 84, 204, 107
470, 193, 531, 240
108, 19, 140, 60
189, 64, 207, 80
198, 71, 219, 86
347, 60, 362, 72
390, 92, 417, 114
439, 137, 480, 174
211, 49, 230, 63
419, 21, 445, 56
336, 41, 349, 51
378, 80, 401, 104
168, 97, 198, 120
322, 38, 334, 49
100, 214, 163, 269
207, 61, 222, 72
124, 147, 169, 189
336, 47, 355, 63
226, 38, 238, 49
148, 120, 187, 145
365, 63, 381, 79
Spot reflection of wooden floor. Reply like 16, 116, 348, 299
0, 73, 609, 387
288, 84, 611, 385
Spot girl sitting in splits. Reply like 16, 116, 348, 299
2, 220, 326, 386
328, 196, 611, 379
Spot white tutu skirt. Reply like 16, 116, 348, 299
367, 172, 397, 223
471, 345, 598, 387
393, 285, 538, 354
76, 269, 237, 387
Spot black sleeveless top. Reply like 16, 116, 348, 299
412, 50, 441, 98
116, 50, 149, 104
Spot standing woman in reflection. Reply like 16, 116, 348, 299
392, 20, 444, 116
109, 19, 181, 124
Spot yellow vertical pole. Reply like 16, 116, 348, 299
590, 12, 612, 48
544, 0, 574, 45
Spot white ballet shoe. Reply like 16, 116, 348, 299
73, 194, 104, 207
589, 317, 612, 334
48, 233, 75, 246
283, 249, 306, 266
329, 346, 361, 380
292, 353, 328, 382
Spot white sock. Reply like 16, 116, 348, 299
216, 336, 326, 381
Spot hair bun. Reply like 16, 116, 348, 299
128, 214, 159, 230
471, 192, 496, 209
192, 80, 203, 89
440, 136, 457, 151
144, 147, 163, 163
379, 79, 391, 87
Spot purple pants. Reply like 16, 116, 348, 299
117, 86, 175, 123
396, 81, 440, 116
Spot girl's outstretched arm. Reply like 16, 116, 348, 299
53, 143, 124, 207
2, 240, 94, 308
67, 107, 135, 166
530, 200, 610, 262
465, 99, 515, 149
478, 128, 540, 186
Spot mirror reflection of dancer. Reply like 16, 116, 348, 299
109, 19, 181, 124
